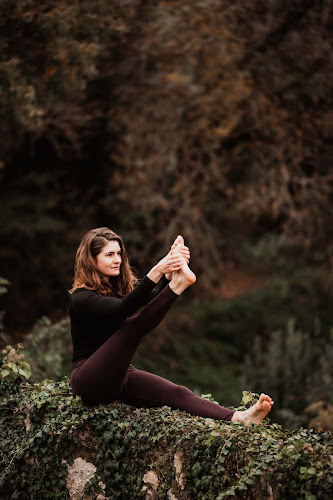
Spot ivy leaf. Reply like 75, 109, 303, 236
307, 467, 316, 476
18, 365, 31, 379
225, 487, 236, 496
8, 363, 18, 373
241, 393, 252, 405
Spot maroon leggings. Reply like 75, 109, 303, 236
70, 285, 235, 421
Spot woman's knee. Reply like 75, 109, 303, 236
171, 384, 194, 402
121, 314, 142, 333
72, 372, 109, 404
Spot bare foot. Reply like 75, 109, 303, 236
231, 394, 274, 425
170, 261, 196, 295
166, 235, 189, 281
180, 261, 196, 284
170, 235, 184, 254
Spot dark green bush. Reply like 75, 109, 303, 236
23, 316, 72, 383
243, 319, 333, 430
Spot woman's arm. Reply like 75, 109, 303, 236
165, 239, 190, 280
146, 251, 184, 283
70, 252, 184, 321
138, 274, 171, 306
135, 242, 190, 305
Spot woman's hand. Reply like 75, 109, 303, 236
179, 245, 190, 263
165, 235, 190, 280
147, 251, 185, 283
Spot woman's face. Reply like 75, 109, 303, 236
95, 240, 122, 280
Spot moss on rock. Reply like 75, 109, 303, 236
0, 372, 332, 499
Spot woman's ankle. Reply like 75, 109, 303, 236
169, 280, 183, 295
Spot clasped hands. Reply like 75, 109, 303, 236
158, 235, 190, 281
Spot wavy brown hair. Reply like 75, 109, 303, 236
69, 227, 137, 297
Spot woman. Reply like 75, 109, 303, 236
69, 227, 273, 424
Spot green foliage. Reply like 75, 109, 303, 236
243, 319, 333, 429
23, 316, 72, 383
1, 343, 31, 381
0, 349, 332, 499
242, 235, 333, 330
189, 272, 332, 360
240, 390, 260, 408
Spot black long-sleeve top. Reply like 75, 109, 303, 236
69, 275, 170, 363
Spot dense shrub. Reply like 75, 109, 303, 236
243, 319, 333, 430
23, 316, 72, 383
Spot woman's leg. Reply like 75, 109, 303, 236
72, 285, 178, 405
118, 366, 235, 421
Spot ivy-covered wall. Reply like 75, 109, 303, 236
1, 347, 332, 499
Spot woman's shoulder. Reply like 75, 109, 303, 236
69, 287, 99, 303
69, 286, 94, 294
69, 288, 101, 317
71, 287, 96, 294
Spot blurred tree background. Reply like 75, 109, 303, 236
0, 0, 332, 429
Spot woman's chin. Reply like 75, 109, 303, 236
109, 270, 120, 277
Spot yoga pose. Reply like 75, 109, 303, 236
69, 227, 273, 424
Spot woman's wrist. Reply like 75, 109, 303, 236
147, 265, 163, 284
